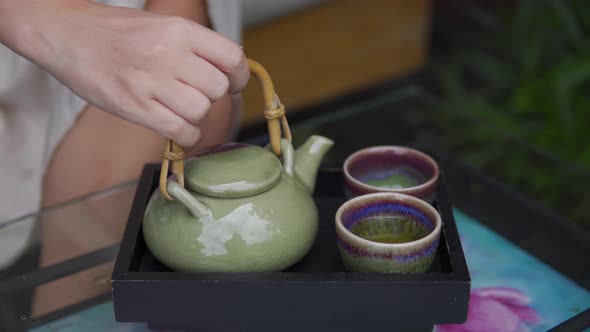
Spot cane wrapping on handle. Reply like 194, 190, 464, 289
160, 140, 184, 200
159, 59, 291, 200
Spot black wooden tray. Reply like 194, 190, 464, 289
111, 164, 470, 332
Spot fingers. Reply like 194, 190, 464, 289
142, 99, 201, 147
187, 23, 250, 94
154, 80, 210, 125
177, 56, 229, 102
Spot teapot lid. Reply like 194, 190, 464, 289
184, 143, 282, 198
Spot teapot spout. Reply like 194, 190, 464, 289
294, 135, 334, 192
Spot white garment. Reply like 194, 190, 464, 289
0, 0, 241, 268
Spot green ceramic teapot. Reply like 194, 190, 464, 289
143, 135, 333, 272
142, 59, 334, 273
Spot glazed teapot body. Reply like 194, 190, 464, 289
142, 135, 333, 272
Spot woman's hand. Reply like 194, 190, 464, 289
0, 0, 249, 146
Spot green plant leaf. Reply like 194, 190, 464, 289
549, 0, 585, 49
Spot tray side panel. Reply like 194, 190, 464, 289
111, 164, 159, 279
112, 279, 469, 328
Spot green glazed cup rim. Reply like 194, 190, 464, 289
335, 192, 442, 249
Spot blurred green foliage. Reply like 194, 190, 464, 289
431, 0, 590, 228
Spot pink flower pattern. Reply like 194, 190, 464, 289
436, 287, 541, 332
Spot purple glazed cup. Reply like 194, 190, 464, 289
343, 146, 439, 203
335, 192, 442, 273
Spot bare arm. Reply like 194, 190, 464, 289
0, 0, 247, 146
39, 0, 243, 206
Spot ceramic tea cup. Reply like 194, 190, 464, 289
335, 192, 442, 273
343, 146, 439, 203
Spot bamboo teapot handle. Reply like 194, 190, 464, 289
159, 59, 291, 200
